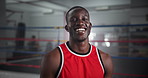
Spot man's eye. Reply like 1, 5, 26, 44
71, 18, 77, 22
82, 17, 88, 21
82, 18, 86, 21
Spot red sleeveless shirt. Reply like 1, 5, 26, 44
57, 42, 105, 78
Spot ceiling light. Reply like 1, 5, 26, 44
18, 0, 39, 2
95, 6, 109, 11
6, 0, 18, 3
43, 9, 53, 14
34, 1, 68, 11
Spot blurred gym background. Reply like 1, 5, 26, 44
0, 0, 148, 78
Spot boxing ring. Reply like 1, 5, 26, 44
0, 24, 148, 78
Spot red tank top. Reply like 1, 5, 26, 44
57, 42, 105, 78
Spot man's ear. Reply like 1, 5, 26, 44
65, 25, 69, 32
89, 22, 92, 27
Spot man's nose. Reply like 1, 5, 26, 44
76, 19, 84, 26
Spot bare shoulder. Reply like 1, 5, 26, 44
99, 50, 112, 61
99, 50, 113, 78
40, 47, 60, 78
44, 47, 60, 61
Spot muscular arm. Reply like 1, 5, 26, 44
40, 48, 60, 78
100, 50, 113, 78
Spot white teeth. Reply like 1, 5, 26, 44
76, 28, 85, 32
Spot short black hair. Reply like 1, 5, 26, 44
65, 6, 89, 24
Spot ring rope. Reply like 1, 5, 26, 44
113, 73, 148, 77
0, 49, 46, 54
0, 62, 40, 68
0, 62, 148, 77
0, 49, 148, 60
0, 38, 148, 43
0, 24, 148, 30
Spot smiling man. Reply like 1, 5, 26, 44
40, 6, 113, 78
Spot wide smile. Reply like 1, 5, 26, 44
75, 28, 87, 34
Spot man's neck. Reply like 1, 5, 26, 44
68, 39, 90, 54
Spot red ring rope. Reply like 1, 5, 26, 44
0, 62, 148, 77
0, 38, 148, 43
0, 63, 40, 68
113, 73, 148, 77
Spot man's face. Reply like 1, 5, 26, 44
66, 8, 92, 42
